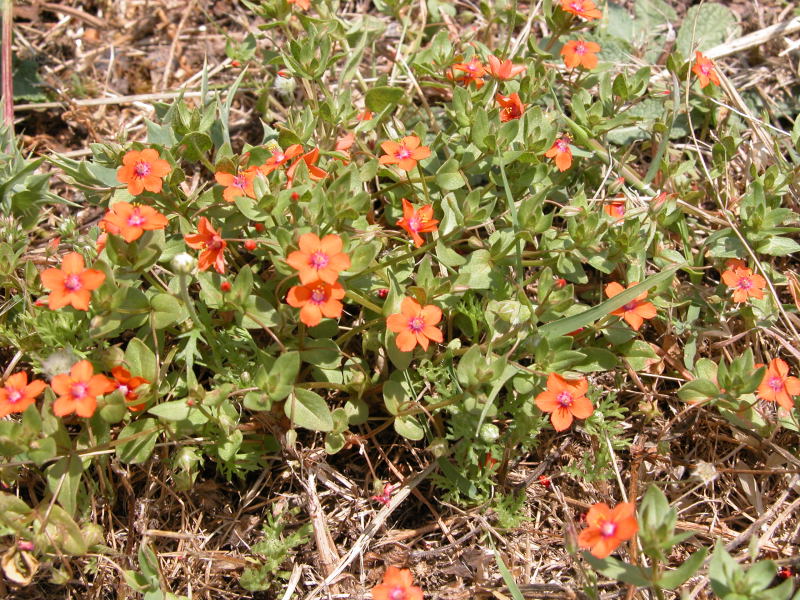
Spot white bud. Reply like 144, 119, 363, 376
273, 75, 296, 97
171, 252, 196, 274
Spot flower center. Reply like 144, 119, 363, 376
600, 521, 617, 538
700, 63, 712, 75
233, 175, 247, 189
134, 161, 151, 178
623, 301, 638, 312
64, 274, 82, 291
556, 391, 573, 407
7, 388, 22, 404
310, 286, 327, 305
208, 235, 224, 251
556, 139, 569, 152
118, 384, 129, 396
575, 42, 587, 55
408, 316, 425, 332
309, 251, 330, 269
389, 588, 407, 600
407, 217, 421, 232
274, 152, 286, 164
768, 376, 784, 392
71, 382, 88, 400
737, 277, 753, 290
127, 208, 146, 227
571, 1, 583, 10
395, 147, 412, 160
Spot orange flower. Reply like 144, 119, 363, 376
286, 233, 351, 285
372, 566, 423, 600
721, 265, 766, 303
96, 232, 108, 254
560, 0, 602, 20
116, 149, 171, 196
757, 358, 800, 411
215, 168, 258, 203
605, 282, 657, 331
545, 135, 573, 171
396, 198, 439, 247
692, 51, 720, 88
287, 0, 310, 9
724, 258, 747, 272
286, 147, 328, 185
356, 109, 374, 121
604, 199, 625, 219
260, 144, 304, 175
486, 55, 526, 79
40, 252, 106, 311
578, 502, 639, 558
379, 135, 431, 172
449, 58, 485, 89
496, 93, 525, 122
535, 373, 594, 431
184, 217, 227, 274
51, 360, 114, 418
335, 132, 355, 164
110, 366, 149, 412
100, 202, 169, 242
0, 372, 47, 418
386, 297, 443, 352
561, 39, 601, 70
286, 279, 345, 327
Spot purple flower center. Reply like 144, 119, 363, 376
623, 301, 637, 312
127, 209, 145, 227
71, 383, 88, 400
118, 384, 129, 396
700, 63, 712, 75
134, 161, 151, 177
556, 390, 573, 407
556, 139, 569, 152
408, 316, 425, 333
575, 42, 587, 55
208, 235, 224, 250
737, 277, 753, 290
64, 274, 82, 291
273, 152, 286, 164
310, 286, 327, 305
7, 388, 22, 404
407, 217, 421, 232
396, 147, 412, 160
390, 588, 407, 600
309, 251, 329, 269
600, 521, 617, 538
233, 175, 247, 189
768, 376, 784, 392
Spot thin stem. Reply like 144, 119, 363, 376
2, 0, 13, 131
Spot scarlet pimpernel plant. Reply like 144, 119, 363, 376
5, 0, 800, 596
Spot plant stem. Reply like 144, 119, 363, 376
1, 0, 13, 131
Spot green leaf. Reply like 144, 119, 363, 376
266, 351, 300, 402
756, 236, 800, 257
365, 86, 405, 113
584, 553, 652, 587
435, 158, 466, 190
0, 492, 32, 535
116, 418, 160, 465
677, 379, 719, 403
285, 388, 334, 432
148, 399, 196, 422
394, 414, 425, 440
45, 455, 84, 518
125, 338, 158, 383
657, 549, 707, 589
150, 293, 187, 329
573, 348, 618, 372
494, 550, 526, 600
541, 264, 682, 338
676, 3, 739, 55
40, 504, 87, 555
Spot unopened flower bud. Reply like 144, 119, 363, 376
171, 252, 196, 274
220, 281, 231, 292
244, 239, 257, 251
274, 75, 296, 97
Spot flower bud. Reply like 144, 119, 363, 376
220, 281, 231, 292
244, 239, 257, 251
274, 74, 296, 97
171, 252, 196, 274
